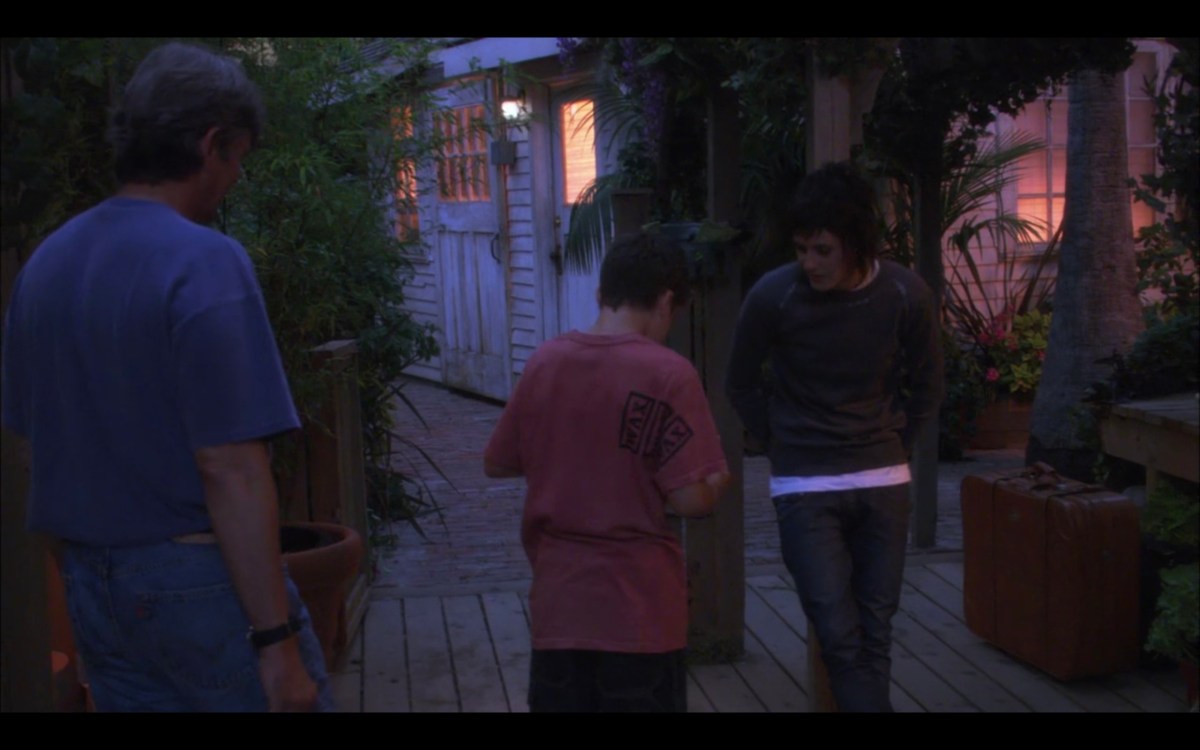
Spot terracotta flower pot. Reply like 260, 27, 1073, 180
280, 521, 363, 669
969, 397, 1033, 450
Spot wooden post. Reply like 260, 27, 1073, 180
2, 50, 54, 705
296, 340, 371, 667
1, 425, 54, 712
800, 42, 898, 710
683, 86, 746, 661
611, 188, 654, 241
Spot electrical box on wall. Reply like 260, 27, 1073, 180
490, 140, 517, 166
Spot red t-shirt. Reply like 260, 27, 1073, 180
484, 331, 728, 653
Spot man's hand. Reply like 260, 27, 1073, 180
197, 439, 322, 711
257, 639, 318, 712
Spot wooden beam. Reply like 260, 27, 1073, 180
1101, 395, 1200, 487
801, 43, 910, 710
684, 86, 746, 660
2, 42, 55, 702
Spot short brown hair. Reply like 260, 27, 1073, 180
599, 233, 692, 311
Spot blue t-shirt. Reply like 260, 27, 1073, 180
1, 197, 300, 545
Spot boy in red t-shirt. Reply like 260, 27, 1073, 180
484, 233, 730, 712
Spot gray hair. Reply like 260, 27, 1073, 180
109, 41, 265, 184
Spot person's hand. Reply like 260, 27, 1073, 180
706, 471, 732, 497
257, 639, 318, 712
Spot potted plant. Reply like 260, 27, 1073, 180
965, 307, 1051, 449
1141, 480, 1199, 710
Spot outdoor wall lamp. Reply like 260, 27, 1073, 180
501, 85, 527, 122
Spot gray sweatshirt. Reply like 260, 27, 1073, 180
725, 259, 943, 477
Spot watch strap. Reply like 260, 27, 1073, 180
248, 616, 302, 650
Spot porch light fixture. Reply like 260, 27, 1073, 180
501, 85, 526, 122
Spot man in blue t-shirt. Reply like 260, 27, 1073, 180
1, 42, 329, 711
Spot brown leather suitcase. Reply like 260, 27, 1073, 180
961, 463, 1141, 680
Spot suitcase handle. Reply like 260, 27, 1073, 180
1023, 462, 1106, 494
1027, 461, 1065, 490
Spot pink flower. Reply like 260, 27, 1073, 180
985, 367, 1000, 382
1037, 350, 1046, 362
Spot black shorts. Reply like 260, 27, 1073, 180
527, 648, 687, 712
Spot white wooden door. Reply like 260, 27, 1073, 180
433, 82, 509, 400
548, 92, 603, 336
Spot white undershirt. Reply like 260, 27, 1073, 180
770, 463, 911, 498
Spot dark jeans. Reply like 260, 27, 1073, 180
60, 539, 333, 712
773, 484, 911, 712
528, 649, 687, 712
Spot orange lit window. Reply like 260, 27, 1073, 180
393, 106, 419, 240
437, 105, 490, 202
1013, 92, 1067, 243
1014, 51, 1164, 244
561, 99, 595, 205
1126, 51, 1159, 235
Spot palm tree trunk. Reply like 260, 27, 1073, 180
1027, 67, 1145, 480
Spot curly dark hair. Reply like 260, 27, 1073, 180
109, 41, 265, 185
787, 161, 881, 276
599, 232, 692, 311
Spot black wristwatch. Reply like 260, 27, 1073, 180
248, 615, 302, 650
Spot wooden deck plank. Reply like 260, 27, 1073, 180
1140, 663, 1189, 704
348, 561, 1189, 713
329, 670, 361, 713
1100, 671, 1189, 713
904, 565, 1141, 712
687, 672, 716, 712
329, 626, 363, 712
689, 662, 766, 712
891, 604, 1028, 712
744, 582, 809, 689
734, 628, 808, 712
481, 591, 531, 713
747, 575, 809, 640
443, 595, 510, 712
888, 636, 979, 712
925, 560, 964, 590
403, 596, 459, 712
891, 682, 923, 713
362, 599, 409, 712
899, 577, 1085, 712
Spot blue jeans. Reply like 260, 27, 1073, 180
773, 484, 911, 712
59, 539, 333, 712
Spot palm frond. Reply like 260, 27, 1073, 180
563, 171, 648, 273
941, 130, 1046, 232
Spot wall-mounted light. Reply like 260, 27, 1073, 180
501, 84, 526, 122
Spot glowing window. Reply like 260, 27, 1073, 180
437, 104, 490, 202
1014, 94, 1068, 243
392, 107, 419, 240
561, 99, 596, 205
1126, 51, 1159, 235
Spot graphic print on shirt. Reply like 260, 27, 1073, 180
619, 391, 694, 468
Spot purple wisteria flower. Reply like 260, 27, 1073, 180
556, 37, 581, 72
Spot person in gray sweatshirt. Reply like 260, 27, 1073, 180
726, 161, 943, 712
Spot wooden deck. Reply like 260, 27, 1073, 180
329, 555, 1191, 713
